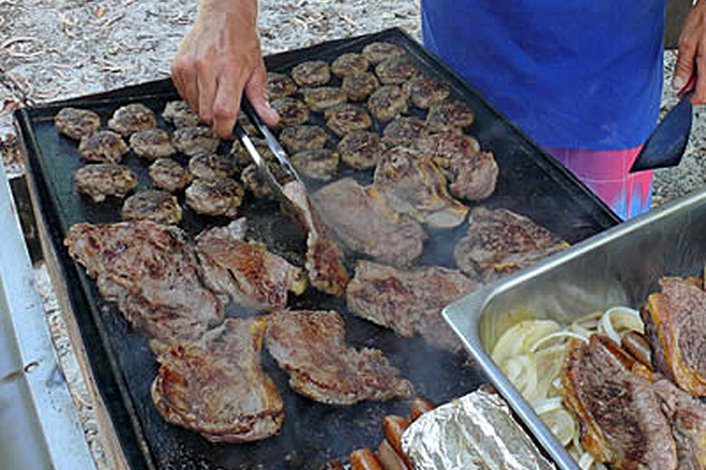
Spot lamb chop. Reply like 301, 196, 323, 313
643, 277, 706, 396
311, 177, 426, 267
374, 146, 469, 228
454, 207, 568, 281
346, 260, 481, 354
265, 310, 414, 405
151, 317, 284, 443
283, 181, 349, 296
562, 335, 679, 470
195, 218, 306, 311
64, 221, 224, 343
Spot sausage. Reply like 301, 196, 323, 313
621, 331, 653, 370
382, 415, 412, 467
377, 439, 411, 470
319, 462, 345, 470
409, 396, 435, 421
350, 448, 383, 470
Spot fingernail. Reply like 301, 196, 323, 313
673, 75, 686, 91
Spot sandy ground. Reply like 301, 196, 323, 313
0, 1, 704, 468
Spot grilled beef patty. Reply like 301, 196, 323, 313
55, 107, 100, 140
108, 103, 157, 136
148, 158, 192, 193
324, 104, 372, 136
291, 60, 331, 87
185, 178, 244, 218
172, 126, 220, 157
342, 71, 380, 101
78, 130, 128, 163
331, 53, 369, 77
74, 163, 137, 203
337, 130, 386, 169
162, 100, 199, 128
267, 72, 297, 99
129, 128, 176, 160
188, 153, 238, 180
121, 190, 183, 225
362, 41, 406, 65
279, 124, 329, 154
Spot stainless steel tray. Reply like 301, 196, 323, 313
443, 189, 706, 470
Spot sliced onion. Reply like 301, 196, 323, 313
578, 451, 594, 470
491, 319, 560, 365
540, 407, 576, 447
501, 355, 539, 402
532, 396, 563, 414
530, 331, 589, 352
601, 306, 643, 343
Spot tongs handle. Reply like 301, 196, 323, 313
240, 98, 306, 187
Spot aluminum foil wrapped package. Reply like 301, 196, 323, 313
401, 388, 556, 470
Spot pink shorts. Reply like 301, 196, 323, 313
546, 146, 653, 221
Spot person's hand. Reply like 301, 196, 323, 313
171, 0, 279, 138
674, 0, 706, 104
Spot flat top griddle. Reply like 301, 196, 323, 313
14, 28, 619, 470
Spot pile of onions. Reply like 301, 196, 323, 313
490, 307, 644, 470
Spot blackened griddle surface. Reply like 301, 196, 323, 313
14, 28, 619, 470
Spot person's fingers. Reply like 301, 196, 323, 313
212, 74, 243, 139
170, 60, 186, 99
197, 56, 218, 125
244, 61, 280, 126
693, 47, 706, 104
674, 39, 696, 93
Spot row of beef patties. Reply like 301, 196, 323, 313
562, 275, 706, 470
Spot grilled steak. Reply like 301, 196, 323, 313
265, 310, 414, 405
148, 158, 192, 193
454, 207, 568, 280
162, 100, 199, 128
129, 128, 176, 159
362, 41, 406, 65
291, 149, 340, 181
342, 71, 380, 101
382, 116, 427, 146
346, 260, 481, 353
151, 317, 284, 443
375, 56, 418, 85
374, 146, 469, 228
562, 335, 678, 470
121, 190, 182, 225
185, 178, 244, 218
367, 85, 409, 122
402, 75, 451, 109
270, 97, 310, 128
337, 130, 386, 169
652, 378, 706, 469
108, 103, 156, 136
188, 153, 238, 180
644, 277, 706, 396
195, 218, 306, 310
426, 100, 475, 133
291, 60, 331, 87
283, 181, 349, 296
64, 221, 224, 343
324, 103, 372, 136
311, 177, 426, 267
331, 53, 369, 77
74, 163, 137, 203
279, 124, 328, 154
172, 126, 220, 157
302, 86, 347, 112
267, 72, 297, 99
78, 130, 128, 163
55, 107, 100, 140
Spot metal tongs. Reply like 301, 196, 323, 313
234, 98, 307, 209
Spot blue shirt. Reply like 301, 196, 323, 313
421, 0, 666, 150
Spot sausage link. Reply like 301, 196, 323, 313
409, 397, 435, 422
350, 448, 383, 470
621, 331, 653, 370
382, 415, 412, 467
377, 439, 410, 470
319, 462, 345, 470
